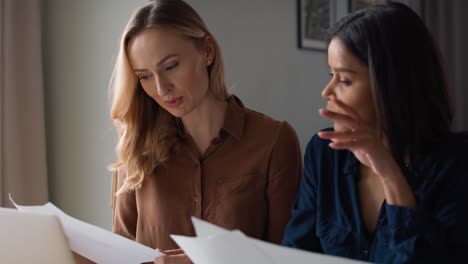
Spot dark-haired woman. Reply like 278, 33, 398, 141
282, 3, 468, 263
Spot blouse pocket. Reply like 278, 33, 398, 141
219, 172, 264, 194
317, 223, 353, 257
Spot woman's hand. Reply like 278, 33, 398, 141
154, 249, 192, 264
73, 252, 95, 264
318, 96, 397, 178
318, 96, 415, 207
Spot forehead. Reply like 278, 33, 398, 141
327, 38, 366, 70
127, 27, 196, 65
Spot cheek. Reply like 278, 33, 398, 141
356, 89, 376, 123
140, 83, 158, 99
362, 100, 377, 124
195, 59, 209, 84
187, 62, 210, 96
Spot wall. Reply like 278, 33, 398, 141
42, 0, 330, 229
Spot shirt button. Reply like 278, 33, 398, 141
194, 195, 199, 202
362, 249, 369, 256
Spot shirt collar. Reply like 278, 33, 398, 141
343, 150, 360, 176
173, 95, 246, 141
221, 95, 245, 141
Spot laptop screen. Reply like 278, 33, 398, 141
0, 208, 75, 264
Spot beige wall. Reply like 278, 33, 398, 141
41, 0, 330, 229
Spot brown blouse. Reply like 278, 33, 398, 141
112, 96, 302, 250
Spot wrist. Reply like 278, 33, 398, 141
376, 157, 402, 183
379, 165, 415, 208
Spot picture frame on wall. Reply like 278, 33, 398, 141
298, 0, 417, 51
350, 0, 388, 12
297, 0, 336, 51
350, 0, 378, 12
297, 0, 353, 51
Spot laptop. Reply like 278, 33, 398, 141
0, 207, 75, 264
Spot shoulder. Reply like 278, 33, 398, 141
426, 133, 468, 164
444, 132, 468, 155
304, 128, 334, 158
412, 133, 468, 191
242, 106, 299, 143
302, 128, 354, 181
244, 107, 284, 130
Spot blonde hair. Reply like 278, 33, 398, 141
109, 0, 228, 194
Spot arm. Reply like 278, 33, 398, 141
318, 98, 468, 261
281, 139, 322, 252
112, 170, 138, 241
265, 122, 302, 243
382, 157, 468, 263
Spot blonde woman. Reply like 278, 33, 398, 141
108, 0, 301, 263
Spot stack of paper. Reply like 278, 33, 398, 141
9, 195, 164, 264
171, 217, 365, 264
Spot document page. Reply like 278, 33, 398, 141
171, 217, 366, 264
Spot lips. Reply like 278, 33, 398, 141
165, 97, 183, 108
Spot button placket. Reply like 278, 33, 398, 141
193, 160, 202, 217
194, 162, 200, 203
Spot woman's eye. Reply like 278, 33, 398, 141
138, 74, 151, 81
164, 62, 178, 71
340, 79, 352, 86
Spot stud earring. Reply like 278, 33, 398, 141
207, 61, 211, 66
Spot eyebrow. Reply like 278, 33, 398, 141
133, 54, 178, 73
330, 67, 357, 74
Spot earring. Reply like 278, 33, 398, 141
207, 60, 211, 66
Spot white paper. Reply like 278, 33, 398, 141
10, 194, 164, 264
171, 231, 275, 264
172, 218, 366, 264
190, 216, 228, 237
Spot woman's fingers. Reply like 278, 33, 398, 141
331, 96, 360, 120
319, 108, 357, 129
328, 140, 359, 150
154, 254, 192, 264
163, 249, 185, 255
318, 130, 355, 140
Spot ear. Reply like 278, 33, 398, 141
203, 35, 215, 66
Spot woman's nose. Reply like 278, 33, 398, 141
155, 76, 172, 97
321, 81, 334, 100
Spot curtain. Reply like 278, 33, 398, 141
423, 0, 468, 131
0, 0, 48, 206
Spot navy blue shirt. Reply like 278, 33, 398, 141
282, 129, 468, 263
